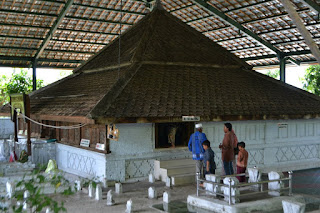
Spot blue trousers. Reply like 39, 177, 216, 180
223, 161, 234, 175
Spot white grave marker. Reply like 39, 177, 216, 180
115, 183, 122, 194
95, 184, 102, 200
148, 187, 157, 199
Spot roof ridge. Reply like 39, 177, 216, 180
244, 68, 320, 102
131, 9, 162, 62
88, 63, 143, 120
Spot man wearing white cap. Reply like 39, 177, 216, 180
188, 123, 207, 177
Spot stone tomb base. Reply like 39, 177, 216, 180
187, 194, 305, 213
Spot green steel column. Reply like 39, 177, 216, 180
32, 60, 37, 91
279, 56, 286, 83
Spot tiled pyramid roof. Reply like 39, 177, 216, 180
28, 5, 320, 123
90, 64, 320, 122
74, 5, 249, 73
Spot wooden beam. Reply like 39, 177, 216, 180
31, 114, 95, 124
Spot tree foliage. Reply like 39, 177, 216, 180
266, 69, 280, 80
302, 65, 320, 96
0, 69, 44, 105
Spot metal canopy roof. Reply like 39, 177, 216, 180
0, 0, 319, 69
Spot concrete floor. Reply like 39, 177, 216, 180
53, 168, 320, 213
2, 166, 320, 213
52, 180, 196, 213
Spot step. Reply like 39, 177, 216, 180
157, 158, 195, 168
158, 165, 195, 181
171, 173, 195, 186
154, 158, 195, 181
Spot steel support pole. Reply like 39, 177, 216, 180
279, 56, 286, 83
228, 178, 232, 205
32, 60, 37, 91
288, 171, 293, 196
196, 172, 200, 197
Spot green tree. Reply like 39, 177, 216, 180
0, 69, 44, 105
302, 65, 320, 95
266, 69, 280, 80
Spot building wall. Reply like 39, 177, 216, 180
56, 119, 320, 182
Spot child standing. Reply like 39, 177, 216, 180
202, 140, 216, 175
236, 142, 248, 182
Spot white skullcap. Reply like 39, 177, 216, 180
195, 123, 202, 129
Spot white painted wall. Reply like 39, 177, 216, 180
56, 119, 320, 182
203, 119, 320, 172
56, 143, 106, 181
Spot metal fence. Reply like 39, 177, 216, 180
196, 171, 293, 205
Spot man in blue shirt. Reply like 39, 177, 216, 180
188, 123, 207, 177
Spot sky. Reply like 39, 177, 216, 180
254, 64, 309, 89
0, 64, 310, 89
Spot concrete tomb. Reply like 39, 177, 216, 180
149, 173, 155, 183
268, 171, 284, 196
95, 184, 102, 200
222, 177, 240, 204
88, 182, 94, 198
125, 199, 133, 213
163, 191, 171, 203
148, 187, 157, 199
282, 200, 306, 213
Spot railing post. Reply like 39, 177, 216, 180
288, 171, 293, 196
196, 172, 200, 197
228, 178, 232, 205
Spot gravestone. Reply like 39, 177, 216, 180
125, 199, 133, 213
223, 177, 240, 204
6, 182, 15, 198
268, 171, 284, 196
88, 182, 94, 198
95, 184, 102, 200
163, 191, 171, 203
115, 183, 122, 194
106, 190, 115, 206
149, 173, 155, 183
248, 167, 262, 189
148, 187, 157, 199
166, 177, 171, 187
205, 174, 220, 197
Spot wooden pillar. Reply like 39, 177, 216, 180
26, 95, 31, 155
